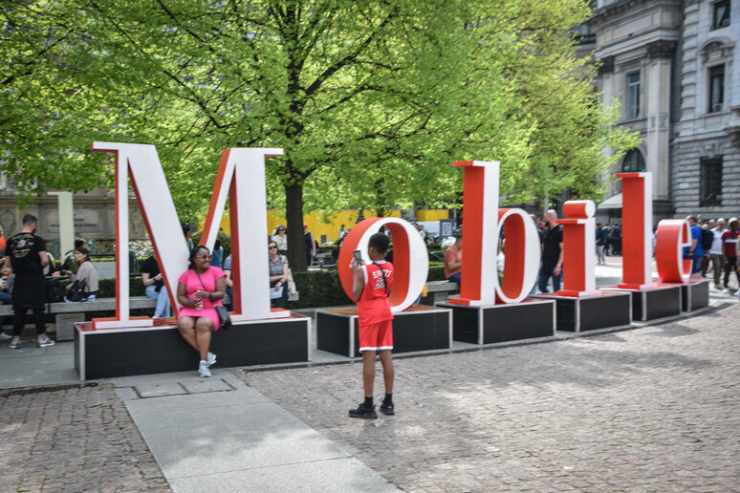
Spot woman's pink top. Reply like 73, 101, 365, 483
178, 266, 226, 330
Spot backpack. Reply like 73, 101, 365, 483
66, 279, 88, 302
701, 228, 714, 251
45, 277, 67, 303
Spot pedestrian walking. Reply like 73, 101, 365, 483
609, 224, 622, 256
686, 215, 704, 274
596, 223, 608, 265
538, 210, 563, 293
700, 220, 715, 276
709, 219, 726, 289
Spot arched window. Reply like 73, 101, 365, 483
622, 149, 645, 172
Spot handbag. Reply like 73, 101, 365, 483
215, 305, 232, 330
196, 272, 231, 330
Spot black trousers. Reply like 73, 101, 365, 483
12, 275, 47, 336
13, 301, 46, 336
724, 257, 740, 288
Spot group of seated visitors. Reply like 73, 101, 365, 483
8, 238, 101, 303
142, 240, 294, 377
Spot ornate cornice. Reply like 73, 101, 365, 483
591, 0, 683, 27
646, 40, 677, 59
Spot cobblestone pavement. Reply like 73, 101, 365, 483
0, 384, 171, 493
243, 303, 740, 493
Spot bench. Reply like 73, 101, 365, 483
420, 280, 458, 305
0, 297, 156, 341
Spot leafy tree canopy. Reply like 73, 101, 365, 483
1, 0, 637, 269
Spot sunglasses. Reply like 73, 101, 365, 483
195, 254, 212, 260
269, 245, 278, 249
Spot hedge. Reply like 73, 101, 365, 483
99, 265, 448, 308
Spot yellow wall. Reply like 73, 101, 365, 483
268, 210, 401, 244
416, 209, 449, 221
204, 208, 447, 244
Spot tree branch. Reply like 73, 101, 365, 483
304, 6, 398, 97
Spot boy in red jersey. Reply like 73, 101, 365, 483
349, 233, 395, 419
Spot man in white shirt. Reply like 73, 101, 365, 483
709, 218, 726, 289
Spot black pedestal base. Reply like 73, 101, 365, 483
681, 278, 710, 312
534, 291, 632, 332
316, 305, 452, 357
75, 316, 311, 380
438, 299, 555, 345
607, 284, 682, 322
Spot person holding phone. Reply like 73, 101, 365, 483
348, 233, 396, 419
176, 245, 226, 378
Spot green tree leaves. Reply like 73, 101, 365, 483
1, 0, 637, 271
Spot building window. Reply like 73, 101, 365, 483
712, 0, 731, 30
708, 64, 725, 113
622, 149, 645, 172
700, 156, 723, 206
626, 71, 640, 119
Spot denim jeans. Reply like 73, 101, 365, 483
691, 255, 703, 274
538, 263, 561, 293
145, 285, 172, 317
0, 291, 10, 304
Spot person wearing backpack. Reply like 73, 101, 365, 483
700, 220, 715, 277
348, 233, 396, 420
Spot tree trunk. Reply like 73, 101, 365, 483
285, 182, 307, 272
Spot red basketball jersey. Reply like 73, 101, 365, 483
357, 261, 394, 327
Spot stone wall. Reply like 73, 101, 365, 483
0, 189, 148, 257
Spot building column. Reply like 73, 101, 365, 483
49, 191, 75, 257
598, 56, 618, 193
645, 41, 676, 202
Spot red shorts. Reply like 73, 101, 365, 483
358, 319, 393, 352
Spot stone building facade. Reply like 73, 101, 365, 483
590, 0, 740, 221
0, 177, 147, 257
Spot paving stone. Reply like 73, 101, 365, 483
179, 377, 233, 394
0, 384, 171, 492
134, 382, 187, 398
243, 301, 740, 492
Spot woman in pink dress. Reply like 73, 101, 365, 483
177, 245, 227, 377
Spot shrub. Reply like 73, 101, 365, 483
100, 267, 446, 308
99, 277, 146, 298
289, 270, 352, 309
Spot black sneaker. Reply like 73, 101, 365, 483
348, 402, 377, 420
380, 400, 395, 416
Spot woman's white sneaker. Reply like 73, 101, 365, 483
207, 352, 217, 367
37, 334, 55, 348
198, 360, 212, 378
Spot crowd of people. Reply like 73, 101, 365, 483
689, 216, 740, 292
440, 211, 740, 296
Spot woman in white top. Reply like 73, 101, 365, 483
272, 225, 288, 255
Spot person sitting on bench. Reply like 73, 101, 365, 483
64, 247, 99, 302
176, 245, 226, 378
